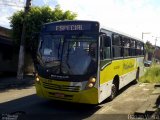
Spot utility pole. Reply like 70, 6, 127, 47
152, 36, 160, 63
17, 0, 32, 80
142, 32, 150, 61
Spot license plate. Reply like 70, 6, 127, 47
55, 93, 65, 98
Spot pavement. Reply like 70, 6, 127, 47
0, 75, 34, 91
90, 83, 160, 120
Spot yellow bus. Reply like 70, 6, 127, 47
34, 20, 144, 104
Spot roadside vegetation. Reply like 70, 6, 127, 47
10, 5, 77, 51
9, 5, 77, 74
140, 65, 160, 83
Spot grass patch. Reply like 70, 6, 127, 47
140, 66, 160, 83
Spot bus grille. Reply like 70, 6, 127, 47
42, 82, 80, 92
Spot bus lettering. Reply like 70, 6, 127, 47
123, 63, 134, 69
56, 25, 83, 31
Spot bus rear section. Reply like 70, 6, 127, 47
34, 21, 100, 104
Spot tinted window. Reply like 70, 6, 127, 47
101, 35, 111, 60
113, 34, 122, 46
123, 37, 130, 57
38, 34, 98, 75
112, 34, 123, 58
130, 39, 136, 56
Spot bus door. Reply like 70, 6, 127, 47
99, 33, 112, 103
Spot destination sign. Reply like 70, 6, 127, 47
56, 25, 83, 31
43, 22, 99, 32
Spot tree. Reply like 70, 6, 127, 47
10, 5, 77, 78
155, 47, 160, 60
10, 5, 77, 51
144, 41, 154, 60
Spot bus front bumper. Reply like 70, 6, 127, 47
35, 82, 98, 104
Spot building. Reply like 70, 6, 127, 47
155, 46, 160, 61
0, 26, 18, 73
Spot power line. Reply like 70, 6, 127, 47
0, 0, 25, 4
0, 3, 24, 8
0, 0, 25, 8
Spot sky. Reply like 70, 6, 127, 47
0, 0, 160, 46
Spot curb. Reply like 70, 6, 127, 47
0, 76, 34, 90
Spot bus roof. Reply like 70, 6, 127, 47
43, 20, 143, 42
43, 20, 99, 25
100, 25, 143, 42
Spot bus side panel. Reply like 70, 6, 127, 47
137, 56, 145, 77
99, 59, 123, 103
99, 58, 140, 103
119, 58, 137, 89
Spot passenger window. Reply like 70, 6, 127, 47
130, 39, 136, 56
112, 34, 123, 58
123, 37, 130, 57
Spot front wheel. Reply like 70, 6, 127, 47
109, 83, 118, 101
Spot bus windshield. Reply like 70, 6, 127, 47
38, 33, 98, 75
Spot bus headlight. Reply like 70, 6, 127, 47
90, 77, 96, 83
88, 83, 94, 88
35, 73, 40, 82
85, 77, 96, 89
36, 77, 40, 82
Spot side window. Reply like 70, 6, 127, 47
112, 34, 123, 58
139, 42, 144, 55
100, 35, 111, 60
136, 41, 141, 55
130, 39, 136, 56
123, 37, 130, 57
141, 43, 144, 55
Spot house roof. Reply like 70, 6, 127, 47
0, 26, 13, 45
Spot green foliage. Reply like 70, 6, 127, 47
10, 5, 77, 51
145, 41, 154, 53
140, 66, 160, 83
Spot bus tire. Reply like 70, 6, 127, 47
109, 83, 118, 101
